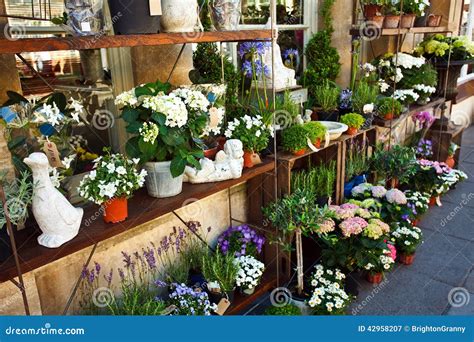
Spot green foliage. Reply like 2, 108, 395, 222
414, 34, 474, 61
191, 43, 240, 106
264, 304, 301, 316
398, 63, 438, 89
340, 113, 365, 129
275, 89, 300, 123
120, 80, 205, 177
291, 161, 337, 199
345, 144, 369, 181
352, 81, 379, 114
376, 97, 403, 117
313, 81, 340, 112
304, 121, 327, 141
281, 124, 309, 152
0, 171, 33, 229
201, 251, 238, 292
304, 0, 340, 99
371, 144, 417, 184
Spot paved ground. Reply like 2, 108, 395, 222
350, 125, 474, 315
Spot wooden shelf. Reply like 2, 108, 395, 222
0, 29, 273, 54
350, 25, 453, 37
0, 159, 275, 283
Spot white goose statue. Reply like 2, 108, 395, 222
24, 152, 83, 248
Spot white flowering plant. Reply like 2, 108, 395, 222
404, 190, 430, 218
234, 255, 265, 291
390, 222, 423, 256
118, 80, 219, 177
224, 114, 272, 152
362, 247, 395, 275
307, 265, 351, 315
78, 149, 147, 205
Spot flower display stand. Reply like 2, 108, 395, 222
425, 125, 465, 166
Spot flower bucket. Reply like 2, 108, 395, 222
384, 112, 394, 120
412, 218, 420, 226
399, 253, 415, 265
383, 15, 400, 28
427, 14, 442, 27
160, 0, 200, 33
243, 150, 255, 168
445, 155, 455, 168
209, 0, 242, 31
346, 127, 358, 136
400, 14, 416, 28
103, 197, 128, 224
293, 149, 306, 156
144, 161, 183, 198
367, 272, 383, 284
371, 15, 385, 28
429, 196, 437, 207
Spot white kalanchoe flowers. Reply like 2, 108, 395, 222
234, 255, 265, 291
139, 122, 160, 143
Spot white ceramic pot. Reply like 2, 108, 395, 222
160, 0, 199, 33
144, 161, 183, 198
242, 287, 255, 295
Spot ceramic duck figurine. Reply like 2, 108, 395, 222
24, 153, 83, 248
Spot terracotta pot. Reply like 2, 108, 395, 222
313, 138, 321, 149
399, 253, 415, 265
217, 136, 227, 151
383, 112, 394, 120
387, 177, 399, 189
293, 149, 306, 156
445, 155, 455, 168
346, 127, 358, 136
400, 14, 416, 28
427, 14, 442, 27
429, 196, 437, 207
383, 15, 400, 28
367, 272, 383, 284
370, 15, 385, 28
204, 147, 219, 160
243, 150, 255, 168
412, 218, 420, 226
103, 197, 128, 223
364, 4, 382, 18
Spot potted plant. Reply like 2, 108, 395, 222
118, 81, 218, 198
217, 224, 265, 258
383, 3, 400, 28
405, 190, 430, 225
307, 264, 351, 315
291, 161, 336, 206
362, 0, 386, 19
168, 283, 217, 316
362, 245, 396, 284
313, 81, 340, 121
340, 113, 365, 136
376, 97, 402, 120
400, 0, 429, 28
224, 114, 271, 168
426, 13, 442, 27
201, 250, 239, 302
0, 171, 33, 262
304, 121, 327, 148
446, 143, 458, 168
235, 255, 265, 295
282, 124, 310, 156
78, 149, 147, 223
390, 222, 423, 265
371, 145, 417, 188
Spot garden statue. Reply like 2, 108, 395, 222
24, 153, 83, 248
183, 139, 244, 183
258, 18, 297, 90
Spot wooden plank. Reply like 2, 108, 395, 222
0, 159, 275, 283
0, 30, 273, 54
350, 25, 452, 37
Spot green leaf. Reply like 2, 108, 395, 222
121, 107, 139, 123
3, 91, 28, 106
125, 121, 142, 134
138, 137, 158, 160
125, 137, 140, 158
134, 85, 154, 97
51, 17, 65, 25
151, 112, 166, 126
170, 156, 187, 178
161, 129, 185, 146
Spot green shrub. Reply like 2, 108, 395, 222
371, 144, 417, 184
292, 161, 337, 199
314, 81, 340, 112
376, 97, 403, 117
264, 304, 302, 316
282, 125, 309, 152
201, 251, 238, 292
352, 81, 379, 114
340, 113, 365, 129
304, 121, 327, 142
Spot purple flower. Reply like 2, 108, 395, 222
121, 251, 132, 268
283, 48, 299, 60
238, 41, 270, 58
217, 224, 265, 257
118, 268, 125, 281
339, 89, 352, 110
143, 248, 156, 270
94, 262, 101, 275
154, 279, 168, 287
104, 268, 113, 286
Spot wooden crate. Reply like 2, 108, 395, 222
338, 127, 378, 202
425, 126, 465, 166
